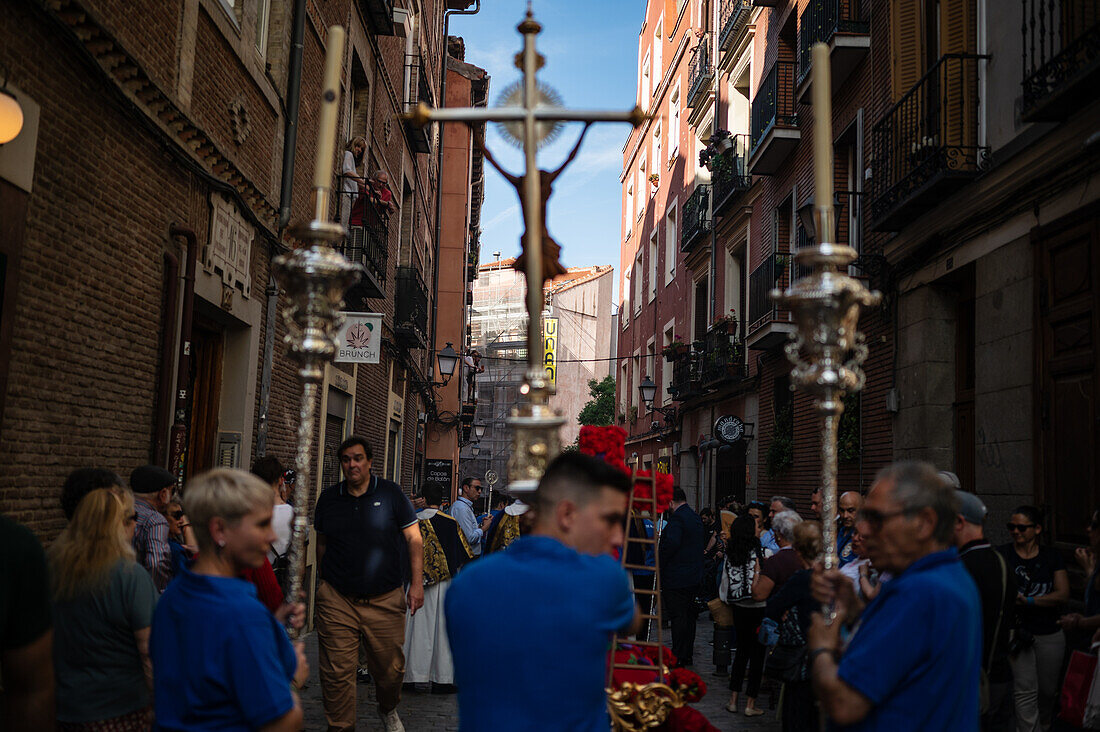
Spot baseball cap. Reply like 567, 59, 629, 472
955, 489, 987, 526
130, 465, 176, 494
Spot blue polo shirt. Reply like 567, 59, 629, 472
150, 567, 297, 730
837, 548, 980, 731
445, 535, 636, 731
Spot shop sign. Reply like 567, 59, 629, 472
335, 312, 383, 363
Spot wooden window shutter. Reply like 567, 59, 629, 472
940, 0, 977, 159
890, 0, 925, 102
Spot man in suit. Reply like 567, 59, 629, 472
659, 487, 705, 666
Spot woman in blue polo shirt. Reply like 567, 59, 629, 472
150, 469, 307, 731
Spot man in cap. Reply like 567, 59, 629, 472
130, 465, 176, 592
951, 475, 1015, 730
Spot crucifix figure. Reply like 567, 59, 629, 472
406, 7, 643, 491
474, 123, 592, 281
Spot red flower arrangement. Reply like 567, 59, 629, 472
668, 667, 706, 703
661, 706, 721, 732
579, 426, 674, 513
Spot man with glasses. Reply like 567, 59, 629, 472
760, 496, 796, 554
807, 461, 982, 729
453, 477, 492, 559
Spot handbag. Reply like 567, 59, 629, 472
1059, 650, 1099, 728
1084, 643, 1100, 729
764, 643, 807, 683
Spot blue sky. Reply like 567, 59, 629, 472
450, 1, 643, 301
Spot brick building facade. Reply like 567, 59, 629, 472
0, 0, 482, 542
619, 0, 1100, 538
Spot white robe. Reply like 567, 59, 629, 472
403, 579, 453, 684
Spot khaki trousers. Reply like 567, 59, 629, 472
316, 581, 407, 730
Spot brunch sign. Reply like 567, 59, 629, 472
335, 312, 382, 363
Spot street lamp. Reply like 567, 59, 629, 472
797, 194, 846, 242
638, 375, 676, 425
474, 423, 487, 441
471, 443, 481, 456
435, 342, 460, 386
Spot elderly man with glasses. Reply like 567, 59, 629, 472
807, 461, 982, 730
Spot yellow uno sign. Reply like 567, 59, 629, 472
542, 317, 558, 389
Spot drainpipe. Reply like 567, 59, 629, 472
168, 225, 198, 492
257, 0, 307, 456
708, 0, 719, 325
154, 250, 180, 467
430, 1, 481, 372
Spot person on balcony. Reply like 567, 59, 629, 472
340, 137, 366, 232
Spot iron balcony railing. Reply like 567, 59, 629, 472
1021, 0, 1100, 120
669, 348, 704, 401
748, 251, 789, 333
710, 134, 752, 215
395, 265, 429, 349
793, 224, 814, 280
335, 175, 389, 293
686, 34, 715, 108
403, 53, 432, 153
750, 60, 798, 154
681, 184, 712, 252
869, 53, 990, 228
359, 0, 395, 35
719, 0, 753, 52
797, 0, 869, 85
701, 322, 747, 388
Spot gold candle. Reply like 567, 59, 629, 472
811, 42, 834, 245
312, 26, 347, 209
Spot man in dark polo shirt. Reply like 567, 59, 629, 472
314, 435, 423, 732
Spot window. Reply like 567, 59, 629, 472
622, 269, 631, 323
386, 419, 402, 481
724, 246, 744, 325
664, 203, 677, 285
652, 122, 662, 190
662, 322, 675, 404
653, 21, 663, 92
693, 273, 709, 342
633, 250, 644, 314
218, 0, 240, 25
255, 0, 271, 55
645, 340, 656, 407
648, 230, 658, 302
669, 84, 681, 157
625, 182, 634, 236
620, 362, 630, 416
631, 352, 641, 412
636, 160, 646, 220
641, 53, 651, 108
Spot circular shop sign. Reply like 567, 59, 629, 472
714, 415, 745, 445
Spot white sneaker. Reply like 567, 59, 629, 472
379, 709, 405, 732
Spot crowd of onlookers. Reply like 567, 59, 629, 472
667, 469, 1100, 732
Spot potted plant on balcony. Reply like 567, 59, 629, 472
649, 172, 660, 188
712, 308, 738, 335
628, 405, 638, 425
710, 129, 733, 153
662, 336, 690, 362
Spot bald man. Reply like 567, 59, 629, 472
837, 492, 862, 568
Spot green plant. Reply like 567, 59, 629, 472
838, 392, 861, 462
765, 398, 794, 478
628, 405, 638, 425
577, 375, 616, 426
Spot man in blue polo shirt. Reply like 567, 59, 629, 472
808, 461, 981, 731
313, 436, 423, 732
445, 453, 640, 731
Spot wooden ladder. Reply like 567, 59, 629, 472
607, 469, 666, 686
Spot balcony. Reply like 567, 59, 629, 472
403, 53, 433, 153
719, 0, 753, 54
686, 35, 715, 109
746, 252, 796, 350
358, 0, 395, 35
869, 54, 990, 232
796, 0, 870, 103
668, 348, 704, 401
710, 134, 752, 218
395, 266, 429, 350
681, 184, 712, 253
701, 322, 747, 389
335, 177, 387, 305
1021, 0, 1100, 121
749, 61, 800, 175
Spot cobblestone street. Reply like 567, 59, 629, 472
300, 618, 784, 731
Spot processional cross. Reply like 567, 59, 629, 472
407, 7, 645, 490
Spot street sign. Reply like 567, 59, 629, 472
714, 415, 745, 445
335, 312, 383, 363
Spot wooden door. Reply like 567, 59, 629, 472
715, 440, 747, 509
1038, 213, 1100, 543
185, 323, 224, 480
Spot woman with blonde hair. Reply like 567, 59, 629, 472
50, 487, 158, 731
150, 468, 307, 731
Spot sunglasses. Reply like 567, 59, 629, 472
170, 510, 185, 520
857, 508, 911, 529
1006, 523, 1036, 532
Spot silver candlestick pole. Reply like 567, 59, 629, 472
273, 26, 362, 634
771, 43, 880, 590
